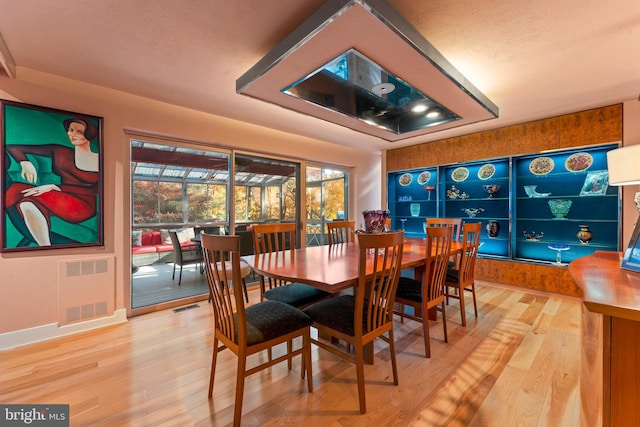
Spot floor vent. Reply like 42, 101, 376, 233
173, 304, 200, 313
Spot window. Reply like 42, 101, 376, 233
131, 141, 229, 227
306, 166, 349, 246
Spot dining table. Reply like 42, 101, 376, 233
243, 237, 464, 363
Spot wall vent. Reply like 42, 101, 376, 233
59, 257, 115, 326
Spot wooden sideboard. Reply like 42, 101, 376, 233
569, 251, 640, 427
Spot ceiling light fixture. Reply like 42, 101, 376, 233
236, 0, 498, 142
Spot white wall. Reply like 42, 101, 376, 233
0, 69, 382, 349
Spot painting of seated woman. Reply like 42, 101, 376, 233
1, 100, 103, 252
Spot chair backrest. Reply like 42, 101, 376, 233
201, 233, 245, 344
355, 231, 404, 334
423, 226, 453, 303
327, 220, 356, 244
458, 222, 482, 286
252, 223, 296, 255
426, 217, 462, 242
168, 230, 184, 264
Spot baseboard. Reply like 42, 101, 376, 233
0, 309, 128, 351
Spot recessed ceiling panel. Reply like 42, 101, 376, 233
237, 0, 498, 142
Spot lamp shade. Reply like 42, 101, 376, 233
607, 145, 640, 185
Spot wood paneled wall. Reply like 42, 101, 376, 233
386, 104, 623, 297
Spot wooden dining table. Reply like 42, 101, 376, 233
243, 237, 464, 363
243, 237, 463, 294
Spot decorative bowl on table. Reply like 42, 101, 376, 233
362, 210, 389, 233
548, 199, 572, 219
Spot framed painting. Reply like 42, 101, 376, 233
621, 218, 640, 273
1, 100, 104, 252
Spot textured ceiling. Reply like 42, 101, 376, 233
0, 0, 638, 153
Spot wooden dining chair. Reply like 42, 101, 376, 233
426, 217, 462, 241
426, 217, 462, 266
327, 220, 356, 244
302, 231, 404, 414
200, 233, 313, 427
444, 221, 482, 326
394, 225, 453, 358
252, 223, 331, 308
201, 230, 251, 303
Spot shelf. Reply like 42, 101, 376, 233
387, 144, 620, 265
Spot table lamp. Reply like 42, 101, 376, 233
607, 144, 640, 271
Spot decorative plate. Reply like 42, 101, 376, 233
529, 157, 555, 175
417, 170, 431, 185
478, 164, 496, 180
565, 152, 593, 172
451, 167, 469, 182
398, 173, 413, 186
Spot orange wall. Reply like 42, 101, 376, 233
0, 69, 382, 348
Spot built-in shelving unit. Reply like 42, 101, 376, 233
387, 143, 620, 266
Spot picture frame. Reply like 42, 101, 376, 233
1, 100, 104, 252
579, 170, 609, 196
621, 218, 640, 273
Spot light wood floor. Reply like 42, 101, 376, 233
0, 280, 582, 426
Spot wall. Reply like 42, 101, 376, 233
0, 69, 382, 349
386, 103, 640, 296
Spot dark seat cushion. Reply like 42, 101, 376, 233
446, 268, 460, 283
263, 283, 331, 308
303, 295, 356, 336
396, 277, 423, 302
235, 300, 312, 346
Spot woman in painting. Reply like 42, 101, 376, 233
4, 117, 99, 246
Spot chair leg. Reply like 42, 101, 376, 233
303, 329, 313, 392
354, 342, 367, 414
233, 356, 247, 427
178, 265, 183, 286
242, 278, 249, 303
388, 329, 399, 385
172, 263, 176, 280
423, 310, 431, 358
470, 283, 478, 317
287, 340, 292, 370
458, 282, 467, 327
208, 337, 219, 397
441, 301, 448, 344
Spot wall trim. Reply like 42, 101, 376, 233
0, 309, 127, 351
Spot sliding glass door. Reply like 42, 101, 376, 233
130, 140, 230, 311
234, 154, 300, 249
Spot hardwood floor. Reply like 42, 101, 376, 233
0, 280, 582, 426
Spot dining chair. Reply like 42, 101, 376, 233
426, 217, 462, 240
327, 220, 356, 244
302, 230, 404, 414
394, 225, 453, 358
426, 217, 462, 266
252, 223, 331, 308
169, 230, 204, 286
200, 233, 313, 427
201, 230, 251, 303
444, 221, 482, 326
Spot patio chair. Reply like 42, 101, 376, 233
169, 230, 203, 286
